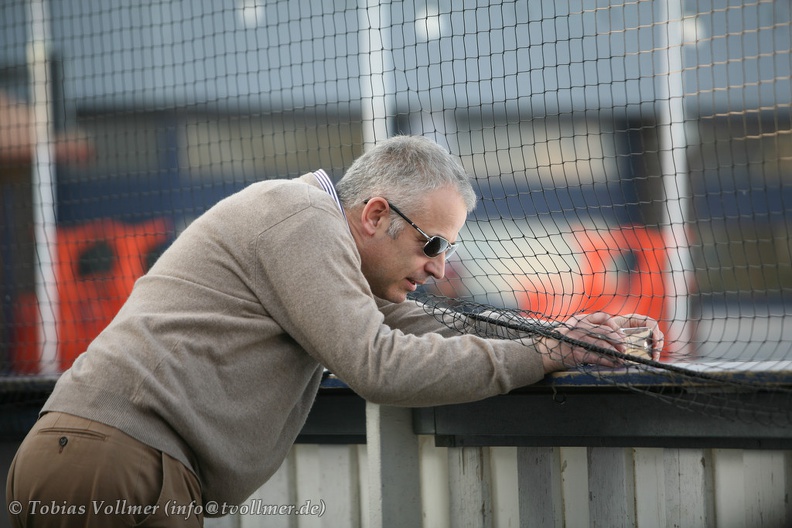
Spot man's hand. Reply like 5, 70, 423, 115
536, 312, 665, 373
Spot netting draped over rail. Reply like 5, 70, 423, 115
1, 0, 791, 425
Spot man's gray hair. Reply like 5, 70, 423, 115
336, 136, 478, 218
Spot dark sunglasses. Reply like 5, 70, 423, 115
364, 199, 459, 258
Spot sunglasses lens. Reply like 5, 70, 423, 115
424, 237, 451, 258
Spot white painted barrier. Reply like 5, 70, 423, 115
207, 404, 792, 528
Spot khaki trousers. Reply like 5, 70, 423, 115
6, 412, 203, 527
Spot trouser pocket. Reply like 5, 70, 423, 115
7, 412, 167, 527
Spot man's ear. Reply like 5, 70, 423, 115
360, 197, 390, 236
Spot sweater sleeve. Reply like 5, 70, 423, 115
253, 192, 546, 407
375, 296, 545, 341
374, 296, 464, 338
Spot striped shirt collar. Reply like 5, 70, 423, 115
312, 169, 348, 225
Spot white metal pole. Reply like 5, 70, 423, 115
28, 0, 59, 374
657, 0, 694, 356
358, 0, 393, 149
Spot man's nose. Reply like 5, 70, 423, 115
426, 255, 446, 280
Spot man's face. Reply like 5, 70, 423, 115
359, 187, 469, 303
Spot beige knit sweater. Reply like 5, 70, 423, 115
43, 173, 545, 508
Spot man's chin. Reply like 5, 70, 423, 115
381, 289, 409, 304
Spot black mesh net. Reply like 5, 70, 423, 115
1, 0, 791, 427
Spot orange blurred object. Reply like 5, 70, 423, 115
516, 225, 671, 355
11, 218, 171, 373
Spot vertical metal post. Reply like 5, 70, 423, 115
365, 403, 422, 528
28, 0, 59, 374
657, 0, 694, 355
517, 447, 563, 527
358, 0, 393, 149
